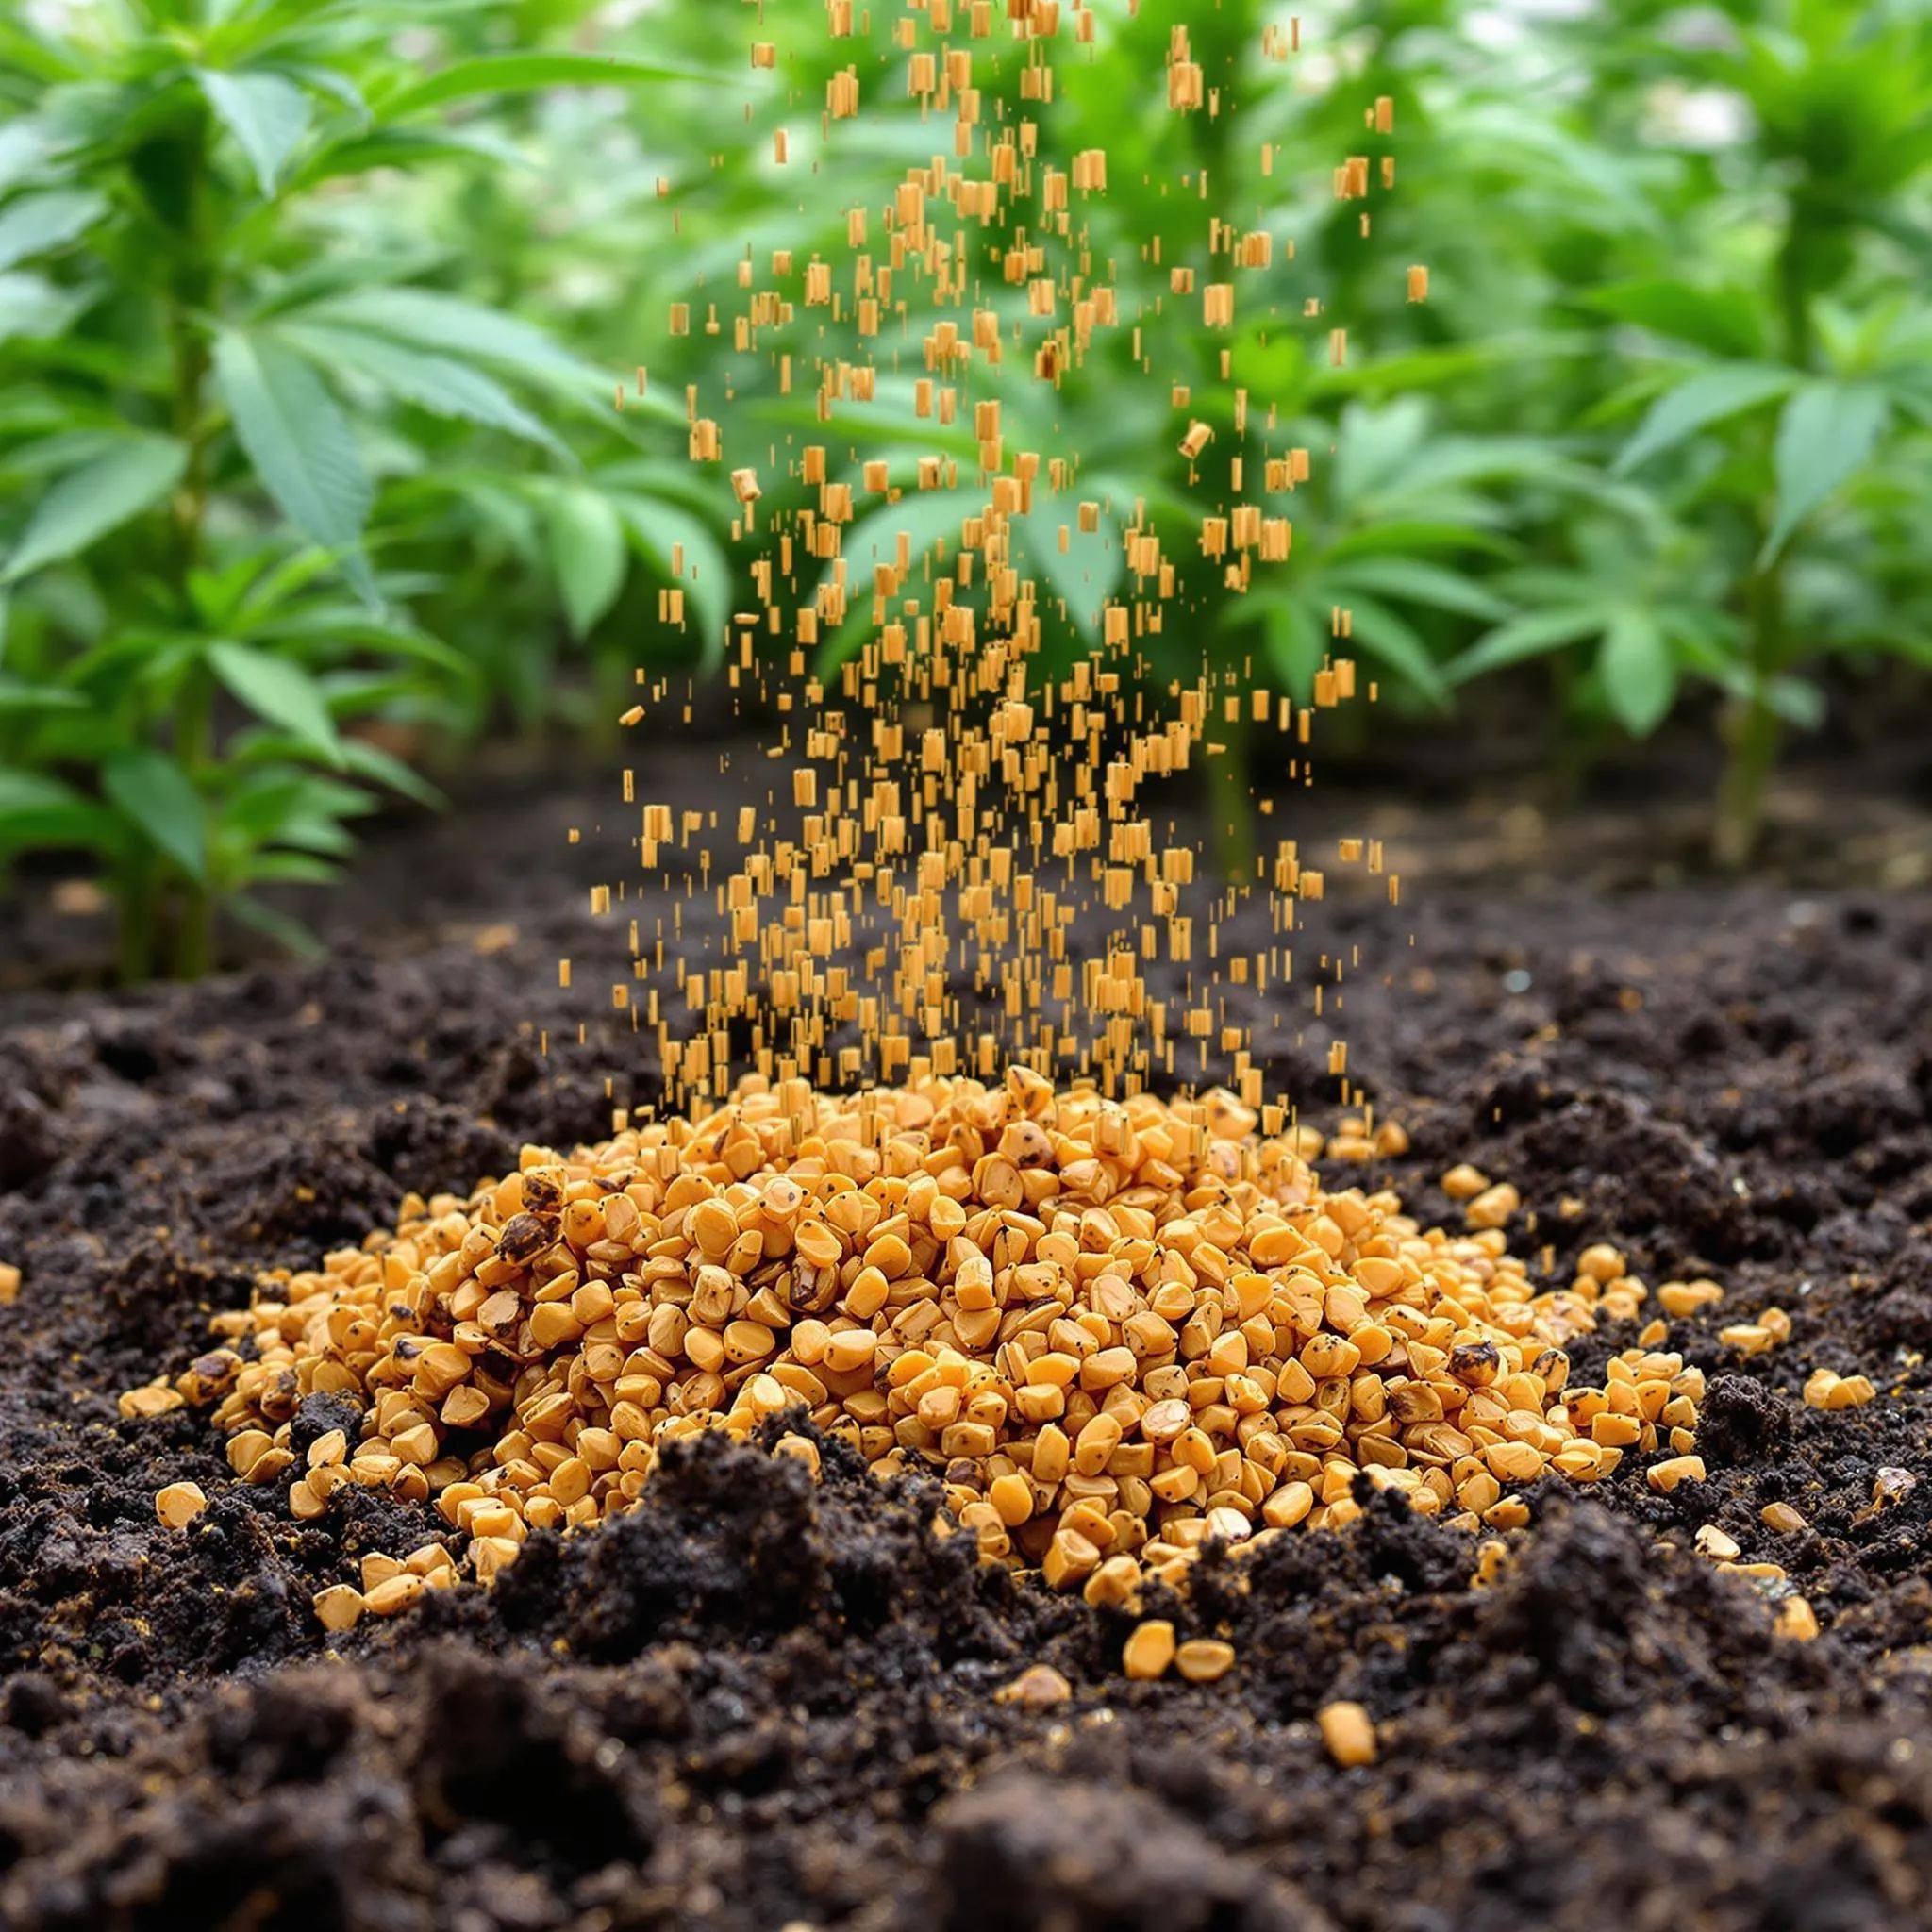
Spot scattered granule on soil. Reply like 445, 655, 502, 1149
123, 1068, 1718, 1627
1316, 1699, 1377, 1767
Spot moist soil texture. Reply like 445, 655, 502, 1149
3, 755, 1932, 1932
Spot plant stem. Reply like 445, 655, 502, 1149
1207, 706, 1257, 885
1714, 687, 1782, 872
170, 664, 216, 976
1774, 198, 1817, 377
1713, 197, 1813, 871
588, 645, 628, 761
163, 113, 216, 980
1714, 558, 1786, 871
115, 861, 157, 985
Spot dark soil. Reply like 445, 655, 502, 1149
3, 749, 1932, 1932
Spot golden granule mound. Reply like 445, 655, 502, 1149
125, 1069, 1707, 1628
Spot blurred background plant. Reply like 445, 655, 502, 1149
0, 0, 704, 975
3, 0, 1928, 977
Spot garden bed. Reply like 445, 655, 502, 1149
2, 762, 1930, 1930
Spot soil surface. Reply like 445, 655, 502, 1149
3, 747, 1932, 1932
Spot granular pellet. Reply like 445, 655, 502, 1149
1123, 1618, 1176, 1681
994, 1664, 1073, 1708
1318, 1700, 1377, 1767
153, 1481, 208, 1528
1174, 1639, 1237, 1684
1646, 1454, 1707, 1493
1803, 1369, 1876, 1409
1774, 1597, 1821, 1641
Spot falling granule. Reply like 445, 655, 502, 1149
592, 0, 1396, 1118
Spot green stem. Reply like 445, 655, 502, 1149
170, 663, 216, 977
588, 650, 629, 760
115, 860, 158, 985
1774, 200, 1816, 376
1714, 691, 1782, 872
1545, 654, 1589, 811
162, 115, 217, 981
1207, 705, 1257, 885
1713, 560, 1785, 872
1712, 198, 1812, 872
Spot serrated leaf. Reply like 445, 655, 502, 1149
1325, 520, 1518, 563
231, 542, 357, 625
227, 891, 325, 958
1332, 398, 1432, 508
1764, 382, 1890, 561
338, 737, 446, 810
278, 320, 568, 458
256, 608, 471, 678
1327, 591, 1451, 706
815, 488, 975, 675
278, 63, 368, 123
1453, 108, 1661, 232
250, 244, 460, 324
544, 488, 626, 640
1444, 605, 1613, 685
609, 492, 729, 667
1324, 557, 1512, 623
102, 747, 205, 880
302, 287, 591, 391
1377, 433, 1553, 501
1615, 363, 1797, 474
291, 124, 530, 192
595, 457, 724, 518
749, 386, 980, 458
242, 850, 341, 884
264, 811, 358, 858
213, 328, 375, 603
0, 188, 107, 274
0, 674, 86, 711
208, 640, 342, 763
1317, 333, 1587, 401
195, 68, 312, 195
1017, 500, 1122, 643
1598, 608, 1676, 736
377, 52, 705, 122
317, 672, 432, 720
1585, 277, 1765, 359
0, 20, 83, 85
2, 435, 186, 585
0, 270, 89, 345
0, 427, 123, 485
1261, 595, 1325, 700
0, 768, 116, 853
0, 121, 56, 197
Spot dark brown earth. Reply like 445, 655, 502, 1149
2, 742, 1931, 1932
